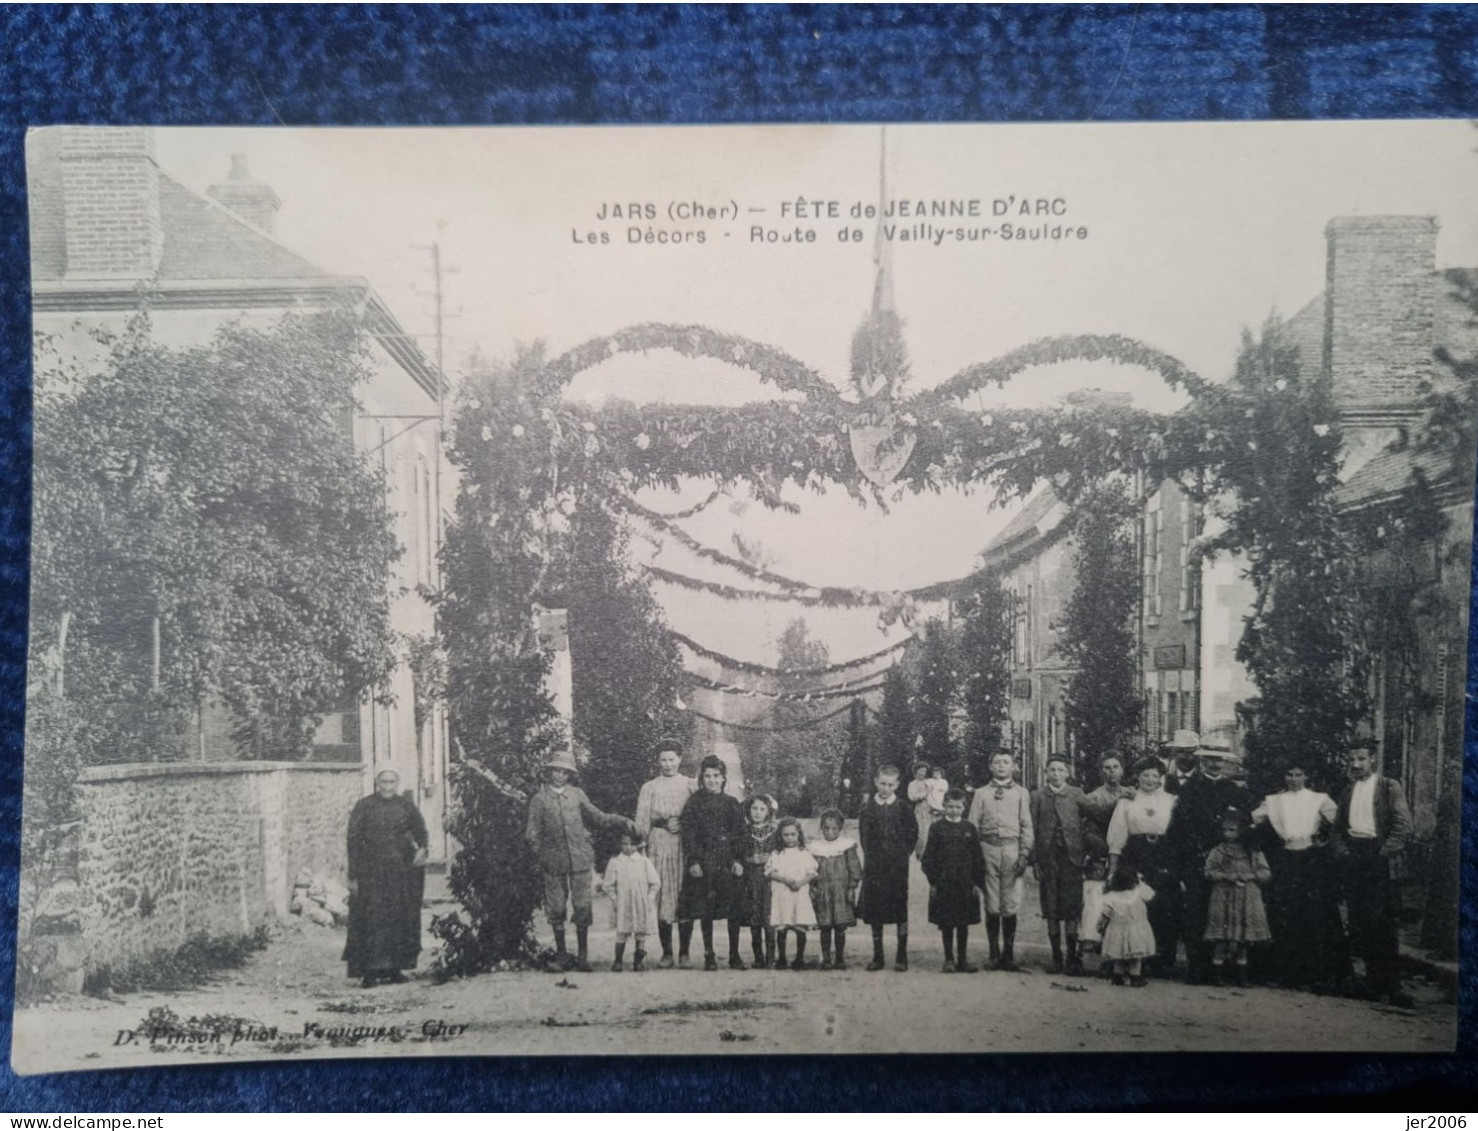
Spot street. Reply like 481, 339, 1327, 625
11, 828, 1455, 1072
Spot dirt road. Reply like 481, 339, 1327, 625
13, 835, 1454, 1073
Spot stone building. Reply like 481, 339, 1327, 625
976, 215, 1474, 823
1199, 218, 1474, 831
25, 126, 453, 984
987, 486, 1075, 788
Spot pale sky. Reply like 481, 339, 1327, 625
152, 122, 1478, 666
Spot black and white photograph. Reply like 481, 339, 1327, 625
12, 121, 1474, 1071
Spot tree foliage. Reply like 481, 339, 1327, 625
956, 571, 1012, 771
563, 500, 686, 820
30, 311, 399, 761
1058, 482, 1143, 768
433, 344, 687, 969
433, 345, 569, 971
747, 619, 846, 816
913, 618, 957, 772
875, 662, 916, 775
1194, 316, 1367, 792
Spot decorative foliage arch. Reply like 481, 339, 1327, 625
435, 305, 1348, 973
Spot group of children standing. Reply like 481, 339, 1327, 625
601, 778, 865, 972
527, 744, 1275, 980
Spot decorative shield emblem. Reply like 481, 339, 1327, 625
848, 418, 917, 487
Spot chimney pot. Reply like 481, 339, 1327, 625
208, 153, 282, 234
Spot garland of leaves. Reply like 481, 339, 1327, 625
545, 323, 849, 411
911, 333, 1214, 417
641, 503, 1076, 610
684, 700, 859, 733
604, 488, 832, 592
668, 628, 911, 677
687, 671, 890, 701
645, 489, 723, 520
645, 564, 867, 606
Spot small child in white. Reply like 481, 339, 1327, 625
601, 829, 661, 971
1097, 865, 1156, 987
766, 817, 819, 970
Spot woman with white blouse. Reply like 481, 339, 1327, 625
1106, 758, 1182, 976
1252, 763, 1350, 991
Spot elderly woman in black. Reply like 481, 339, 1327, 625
344, 769, 428, 988
676, 754, 750, 970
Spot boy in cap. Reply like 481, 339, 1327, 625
525, 749, 636, 972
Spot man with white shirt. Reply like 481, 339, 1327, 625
1334, 746, 1414, 1008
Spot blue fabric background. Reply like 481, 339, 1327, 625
2, 3, 1477, 1111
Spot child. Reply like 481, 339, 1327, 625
809, 808, 862, 970
676, 754, 749, 971
967, 750, 1033, 970
1097, 865, 1157, 987
766, 817, 819, 970
921, 788, 985, 972
600, 830, 661, 972
525, 750, 637, 972
742, 794, 779, 968
1030, 754, 1091, 975
857, 764, 919, 971
1203, 807, 1272, 986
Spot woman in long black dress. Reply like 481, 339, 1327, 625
676, 754, 750, 970
1253, 762, 1350, 991
344, 769, 428, 987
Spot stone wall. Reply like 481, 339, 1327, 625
74, 761, 360, 977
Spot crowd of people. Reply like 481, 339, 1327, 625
342, 731, 1417, 1009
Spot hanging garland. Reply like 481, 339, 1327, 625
668, 628, 911, 677
910, 333, 1214, 418
684, 700, 859, 733
642, 502, 1077, 610
645, 563, 868, 607
545, 323, 849, 411
643, 488, 723, 521
688, 671, 890, 701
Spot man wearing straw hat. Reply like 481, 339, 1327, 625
1160, 728, 1202, 796
526, 748, 637, 972
1164, 733, 1252, 982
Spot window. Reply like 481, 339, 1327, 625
1143, 493, 1162, 621
1179, 492, 1202, 613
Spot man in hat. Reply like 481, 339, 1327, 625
1160, 729, 1202, 796
1333, 745, 1414, 1007
525, 749, 637, 972
1164, 735, 1252, 982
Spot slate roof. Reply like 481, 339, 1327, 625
983, 485, 1062, 557
1334, 445, 1464, 510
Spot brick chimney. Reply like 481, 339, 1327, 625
59, 127, 164, 279
1324, 216, 1438, 418
207, 153, 281, 234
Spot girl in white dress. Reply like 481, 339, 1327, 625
1097, 864, 1157, 987
766, 817, 818, 971
600, 830, 661, 972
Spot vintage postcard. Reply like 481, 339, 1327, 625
14, 122, 1471, 1071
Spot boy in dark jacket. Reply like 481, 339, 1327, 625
922, 788, 985, 972
858, 764, 919, 971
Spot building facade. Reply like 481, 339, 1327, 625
978, 215, 1473, 825
28, 126, 453, 858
